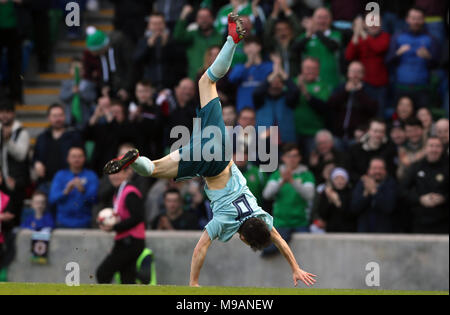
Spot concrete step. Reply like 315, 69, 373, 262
15, 104, 49, 118
24, 88, 60, 105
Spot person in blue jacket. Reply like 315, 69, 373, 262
386, 7, 440, 109
228, 36, 273, 112
21, 191, 54, 231
49, 146, 98, 228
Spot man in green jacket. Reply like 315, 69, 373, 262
294, 57, 333, 156
173, 5, 224, 80
296, 8, 343, 90
262, 143, 315, 256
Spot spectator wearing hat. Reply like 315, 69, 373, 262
351, 157, 398, 233
0, 100, 30, 226
397, 117, 426, 179
83, 28, 134, 102
314, 167, 356, 233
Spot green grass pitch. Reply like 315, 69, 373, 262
0, 283, 448, 295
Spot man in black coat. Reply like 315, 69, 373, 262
401, 137, 449, 234
349, 118, 398, 184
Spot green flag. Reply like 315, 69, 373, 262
71, 65, 82, 124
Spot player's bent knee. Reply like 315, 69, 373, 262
199, 72, 213, 88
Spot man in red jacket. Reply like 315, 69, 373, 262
346, 15, 391, 119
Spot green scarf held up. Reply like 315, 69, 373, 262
71, 65, 82, 124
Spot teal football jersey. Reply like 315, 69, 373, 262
205, 164, 273, 242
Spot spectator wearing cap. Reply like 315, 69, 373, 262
397, 117, 426, 179
0, 100, 30, 226
351, 158, 398, 233
83, 28, 134, 102
401, 137, 449, 234
49, 146, 98, 228
314, 167, 356, 233
228, 36, 273, 112
386, 7, 440, 109
173, 6, 223, 80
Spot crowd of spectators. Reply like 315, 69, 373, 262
0, 0, 449, 267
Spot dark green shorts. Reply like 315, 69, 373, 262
176, 98, 232, 181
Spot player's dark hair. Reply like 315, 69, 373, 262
238, 217, 272, 251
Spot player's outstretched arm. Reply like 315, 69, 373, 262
190, 230, 212, 287
270, 228, 317, 287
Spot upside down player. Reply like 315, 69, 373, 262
104, 14, 317, 288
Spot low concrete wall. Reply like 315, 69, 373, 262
8, 230, 449, 291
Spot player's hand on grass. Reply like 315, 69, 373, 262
293, 268, 317, 287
